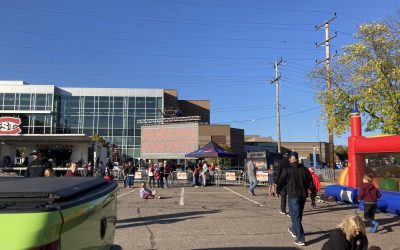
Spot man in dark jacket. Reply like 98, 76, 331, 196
275, 154, 290, 215
24, 150, 47, 177
277, 152, 316, 246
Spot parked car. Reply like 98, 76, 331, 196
0, 177, 118, 249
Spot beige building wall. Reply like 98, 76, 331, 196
198, 124, 244, 161
178, 100, 210, 124
281, 141, 329, 164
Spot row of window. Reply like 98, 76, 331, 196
1, 93, 163, 159
60, 96, 162, 110
0, 93, 53, 111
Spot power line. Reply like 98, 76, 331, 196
0, 3, 317, 31
0, 43, 316, 61
0, 27, 322, 51
1, 20, 317, 45
152, 0, 331, 14
214, 107, 319, 124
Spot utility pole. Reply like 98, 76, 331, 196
317, 119, 322, 165
271, 58, 283, 153
316, 13, 337, 169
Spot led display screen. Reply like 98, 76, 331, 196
141, 123, 199, 159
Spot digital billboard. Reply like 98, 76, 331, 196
141, 123, 199, 159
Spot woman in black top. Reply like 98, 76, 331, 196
322, 215, 368, 250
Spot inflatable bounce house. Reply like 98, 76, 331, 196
325, 102, 400, 216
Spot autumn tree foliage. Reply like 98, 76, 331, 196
311, 20, 400, 136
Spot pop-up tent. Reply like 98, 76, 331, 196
185, 140, 237, 158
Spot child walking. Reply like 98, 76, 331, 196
358, 173, 381, 233
268, 165, 276, 196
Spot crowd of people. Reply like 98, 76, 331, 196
22, 148, 385, 248
245, 151, 382, 249
123, 160, 173, 190
23, 149, 112, 178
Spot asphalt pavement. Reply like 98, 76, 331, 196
114, 183, 400, 250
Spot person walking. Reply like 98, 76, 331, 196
308, 167, 321, 209
163, 160, 171, 188
278, 152, 316, 246
148, 163, 156, 188
126, 161, 136, 188
193, 162, 201, 187
157, 163, 165, 188
358, 173, 381, 233
246, 157, 257, 196
201, 160, 209, 186
276, 154, 290, 215
267, 164, 276, 196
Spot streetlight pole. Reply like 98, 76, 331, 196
313, 147, 319, 169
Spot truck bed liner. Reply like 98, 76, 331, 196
0, 177, 117, 212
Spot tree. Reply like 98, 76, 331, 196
311, 20, 400, 136
90, 134, 111, 157
210, 144, 233, 167
335, 145, 348, 161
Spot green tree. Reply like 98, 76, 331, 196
210, 144, 233, 167
311, 21, 400, 136
335, 145, 348, 161
90, 134, 111, 157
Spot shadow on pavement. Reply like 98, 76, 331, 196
305, 230, 332, 245
377, 216, 400, 233
117, 210, 221, 229
303, 203, 355, 216
194, 248, 299, 250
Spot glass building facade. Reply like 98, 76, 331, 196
0, 81, 164, 160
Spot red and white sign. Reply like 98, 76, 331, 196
225, 172, 236, 181
135, 172, 142, 179
177, 172, 187, 180
256, 171, 269, 182
0, 117, 22, 134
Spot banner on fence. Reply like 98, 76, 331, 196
177, 172, 187, 180
135, 172, 142, 179
225, 172, 236, 181
256, 171, 268, 182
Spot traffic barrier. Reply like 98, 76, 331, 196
315, 168, 342, 181
171, 170, 194, 186
243, 171, 273, 187
215, 170, 244, 186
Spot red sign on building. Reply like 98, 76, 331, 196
0, 117, 22, 134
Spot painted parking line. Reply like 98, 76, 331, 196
180, 187, 185, 206
117, 189, 137, 199
223, 187, 263, 207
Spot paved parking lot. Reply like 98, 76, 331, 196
114, 183, 400, 250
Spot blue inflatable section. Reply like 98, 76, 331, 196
325, 185, 400, 216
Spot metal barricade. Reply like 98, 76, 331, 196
215, 170, 244, 186
170, 170, 194, 186
110, 168, 123, 180
315, 168, 342, 181
242, 171, 271, 187
134, 170, 148, 182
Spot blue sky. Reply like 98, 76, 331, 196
1, 0, 399, 145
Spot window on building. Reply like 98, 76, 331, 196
35, 94, 47, 110
19, 93, 31, 110
4, 93, 15, 110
